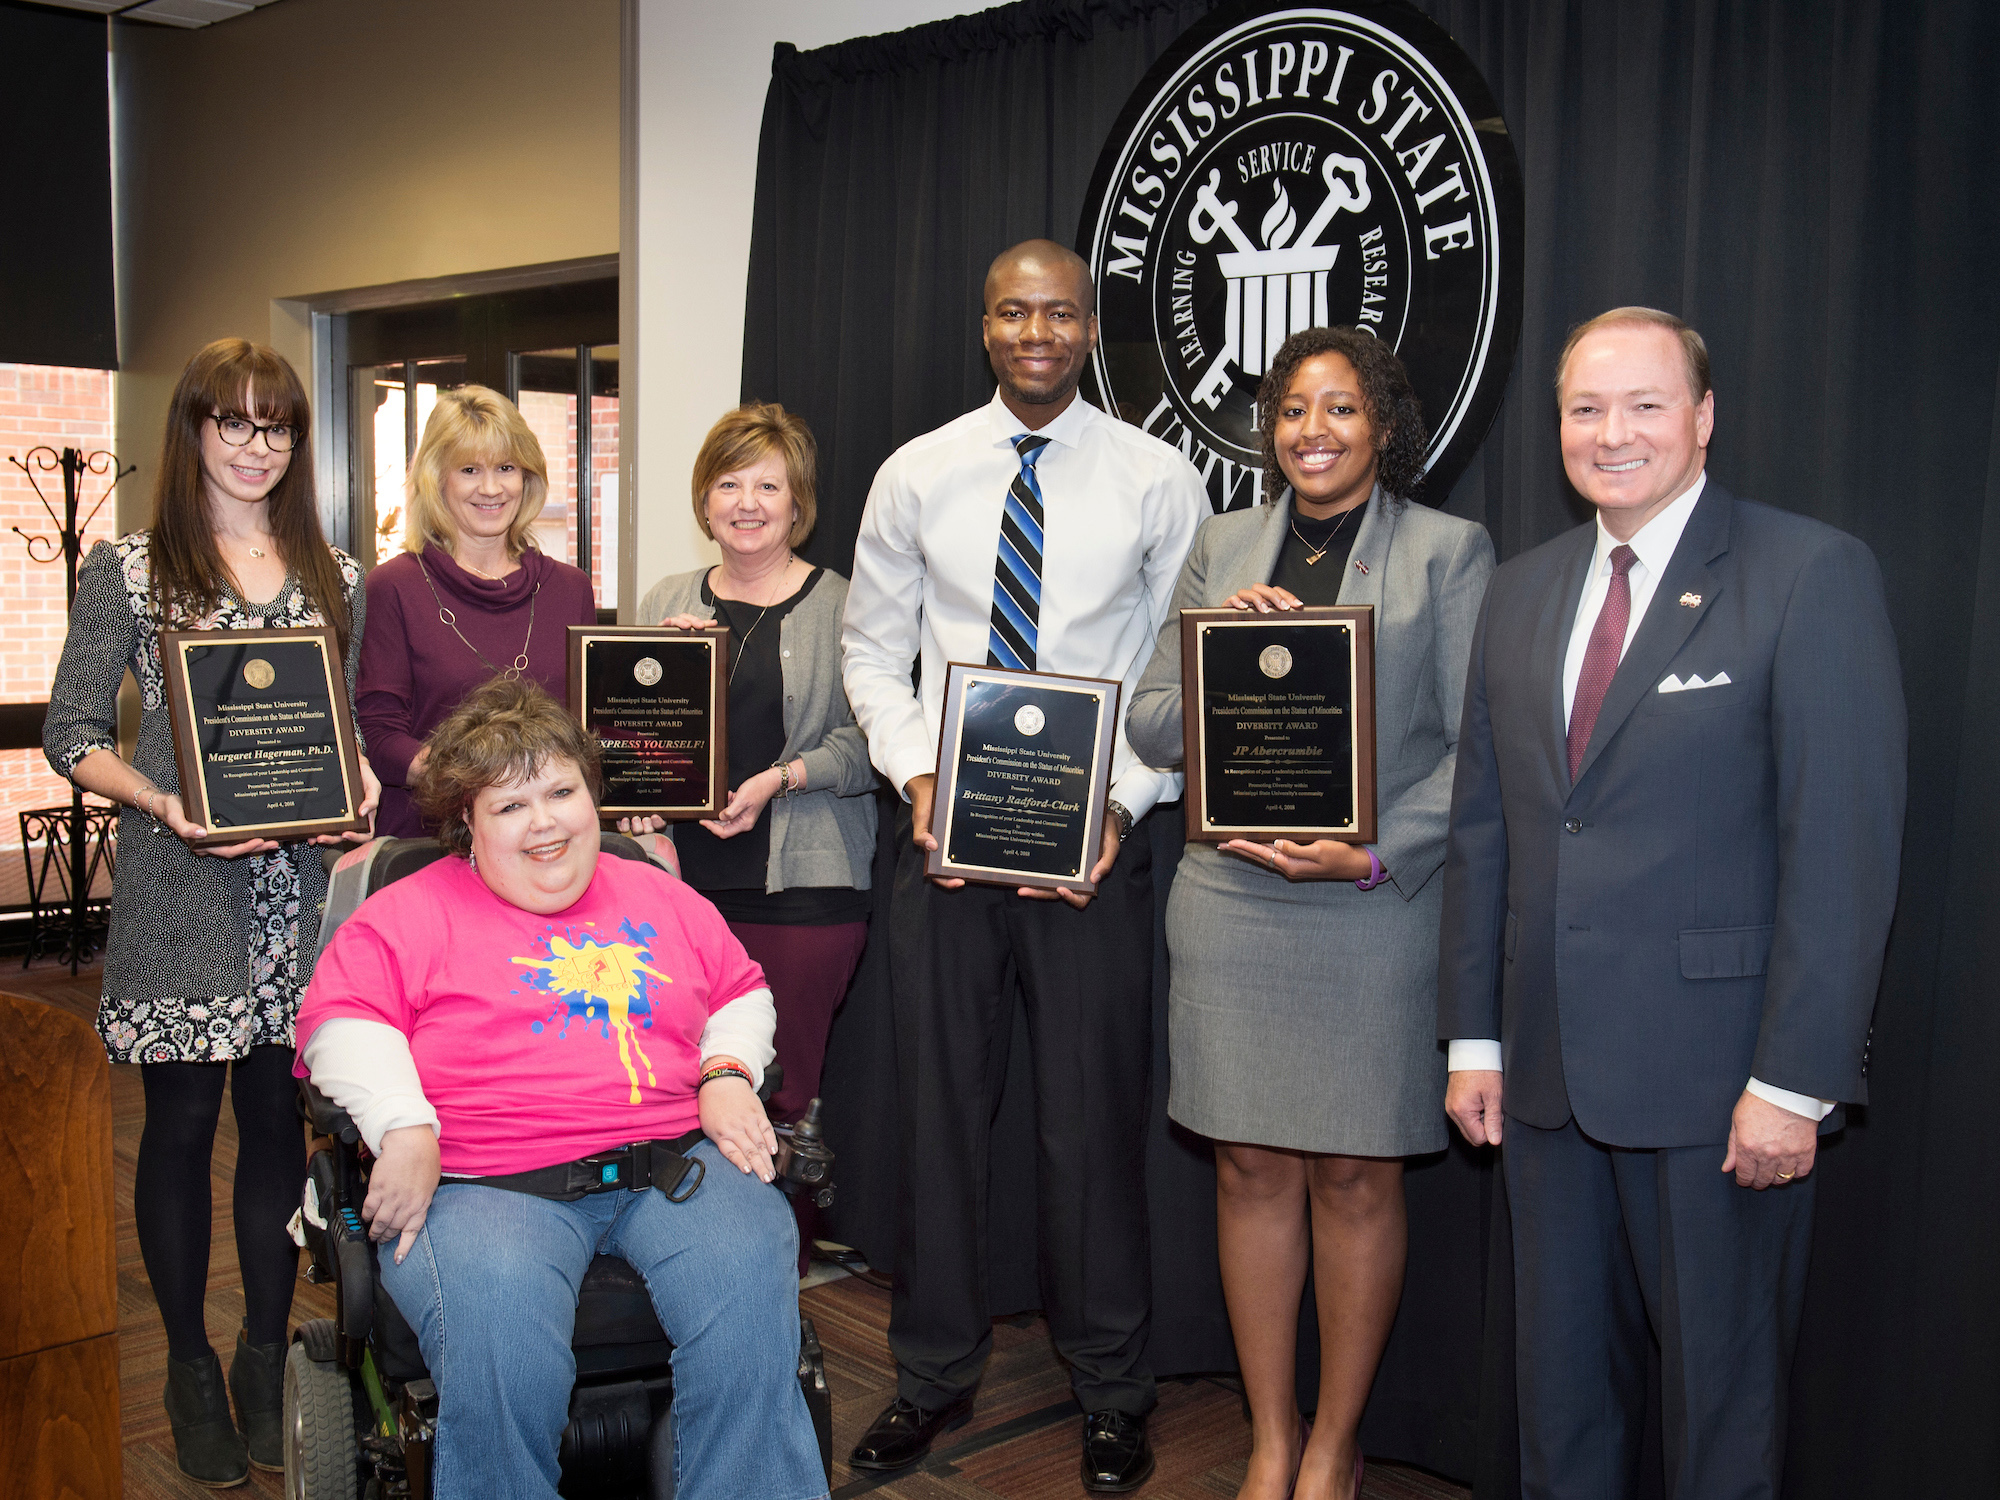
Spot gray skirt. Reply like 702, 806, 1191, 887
1165, 843, 1448, 1156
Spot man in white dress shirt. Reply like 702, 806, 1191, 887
841, 240, 1206, 1491
1437, 308, 1906, 1498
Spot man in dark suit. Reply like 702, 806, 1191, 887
1438, 308, 1905, 1499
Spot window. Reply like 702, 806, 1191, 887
329, 274, 619, 610
0, 363, 119, 914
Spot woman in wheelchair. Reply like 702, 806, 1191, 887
294, 676, 829, 1500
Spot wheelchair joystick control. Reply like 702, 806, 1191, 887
774, 1098, 836, 1209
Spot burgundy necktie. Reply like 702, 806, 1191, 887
1567, 544, 1638, 782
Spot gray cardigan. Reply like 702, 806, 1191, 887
1127, 488, 1495, 901
637, 565, 876, 893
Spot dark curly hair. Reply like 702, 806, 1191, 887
1255, 327, 1428, 505
414, 676, 603, 855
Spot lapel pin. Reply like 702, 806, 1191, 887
1679, 592, 1702, 607
1354, 560, 1369, 575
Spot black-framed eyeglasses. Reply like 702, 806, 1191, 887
209, 413, 298, 452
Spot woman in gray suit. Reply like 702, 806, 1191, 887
1128, 328, 1493, 1500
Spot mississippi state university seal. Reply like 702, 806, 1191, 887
1079, 2, 1521, 512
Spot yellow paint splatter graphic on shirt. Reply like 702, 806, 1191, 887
517, 919, 672, 1105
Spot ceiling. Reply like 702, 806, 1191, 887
23, 0, 285, 29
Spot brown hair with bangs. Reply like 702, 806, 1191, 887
691, 402, 817, 548
414, 676, 603, 856
149, 339, 351, 653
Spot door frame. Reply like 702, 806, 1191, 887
270, 253, 621, 596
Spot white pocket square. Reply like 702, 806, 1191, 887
1659, 671, 1732, 693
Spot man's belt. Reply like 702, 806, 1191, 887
450, 1128, 707, 1204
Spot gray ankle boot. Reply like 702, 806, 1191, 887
228, 1324, 288, 1472
163, 1351, 249, 1488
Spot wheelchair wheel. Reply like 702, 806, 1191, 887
284, 1334, 360, 1500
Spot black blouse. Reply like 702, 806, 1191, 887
675, 568, 868, 926
1269, 499, 1363, 604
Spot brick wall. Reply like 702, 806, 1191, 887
0, 364, 119, 867
518, 389, 621, 606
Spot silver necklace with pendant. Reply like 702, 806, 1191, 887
419, 556, 538, 679
715, 558, 797, 685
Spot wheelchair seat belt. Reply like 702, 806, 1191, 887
447, 1127, 707, 1204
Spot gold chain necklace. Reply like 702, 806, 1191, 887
1290, 502, 1361, 566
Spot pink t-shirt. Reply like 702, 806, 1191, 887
296, 852, 766, 1176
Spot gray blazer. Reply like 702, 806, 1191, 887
1128, 488, 1496, 900
638, 565, 876, 892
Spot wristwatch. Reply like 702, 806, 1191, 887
1105, 799, 1135, 842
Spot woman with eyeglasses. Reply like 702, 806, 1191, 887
44, 337, 380, 1486
355, 385, 599, 838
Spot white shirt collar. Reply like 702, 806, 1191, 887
985, 387, 1096, 451
1594, 470, 1707, 576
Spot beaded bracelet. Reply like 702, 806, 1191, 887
771, 760, 802, 798
697, 1062, 755, 1090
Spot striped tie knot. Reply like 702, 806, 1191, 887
987, 434, 1051, 670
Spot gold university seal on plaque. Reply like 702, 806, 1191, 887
242, 658, 275, 690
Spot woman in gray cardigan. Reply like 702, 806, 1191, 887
1128, 330, 1493, 1500
633, 404, 875, 1226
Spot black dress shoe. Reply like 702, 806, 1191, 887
1081, 1409, 1154, 1492
848, 1393, 974, 1471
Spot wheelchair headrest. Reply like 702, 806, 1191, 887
315, 831, 654, 957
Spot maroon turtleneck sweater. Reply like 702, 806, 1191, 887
356, 543, 599, 837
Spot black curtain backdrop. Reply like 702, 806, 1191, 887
0, 0, 116, 370
740, 4, 2000, 1496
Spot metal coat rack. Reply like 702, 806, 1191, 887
9, 445, 134, 972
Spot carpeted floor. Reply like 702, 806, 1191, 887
5, 958, 1469, 1500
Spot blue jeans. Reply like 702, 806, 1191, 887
379, 1139, 827, 1500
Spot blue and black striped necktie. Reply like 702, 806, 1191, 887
987, 433, 1050, 670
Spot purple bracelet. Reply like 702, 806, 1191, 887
1355, 847, 1388, 891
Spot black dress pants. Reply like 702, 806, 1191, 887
886, 807, 1156, 1416
1505, 1114, 1817, 1500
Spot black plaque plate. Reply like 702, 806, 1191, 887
568, 626, 728, 820
927, 662, 1121, 892
1181, 607, 1377, 844
160, 626, 369, 848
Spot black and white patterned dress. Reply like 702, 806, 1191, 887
43, 534, 367, 1065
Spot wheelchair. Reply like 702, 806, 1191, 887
284, 835, 837, 1499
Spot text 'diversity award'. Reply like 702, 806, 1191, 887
1181, 606, 1377, 844
927, 662, 1121, 893
160, 626, 369, 849
569, 626, 728, 821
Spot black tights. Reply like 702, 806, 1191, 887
136, 1046, 304, 1361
